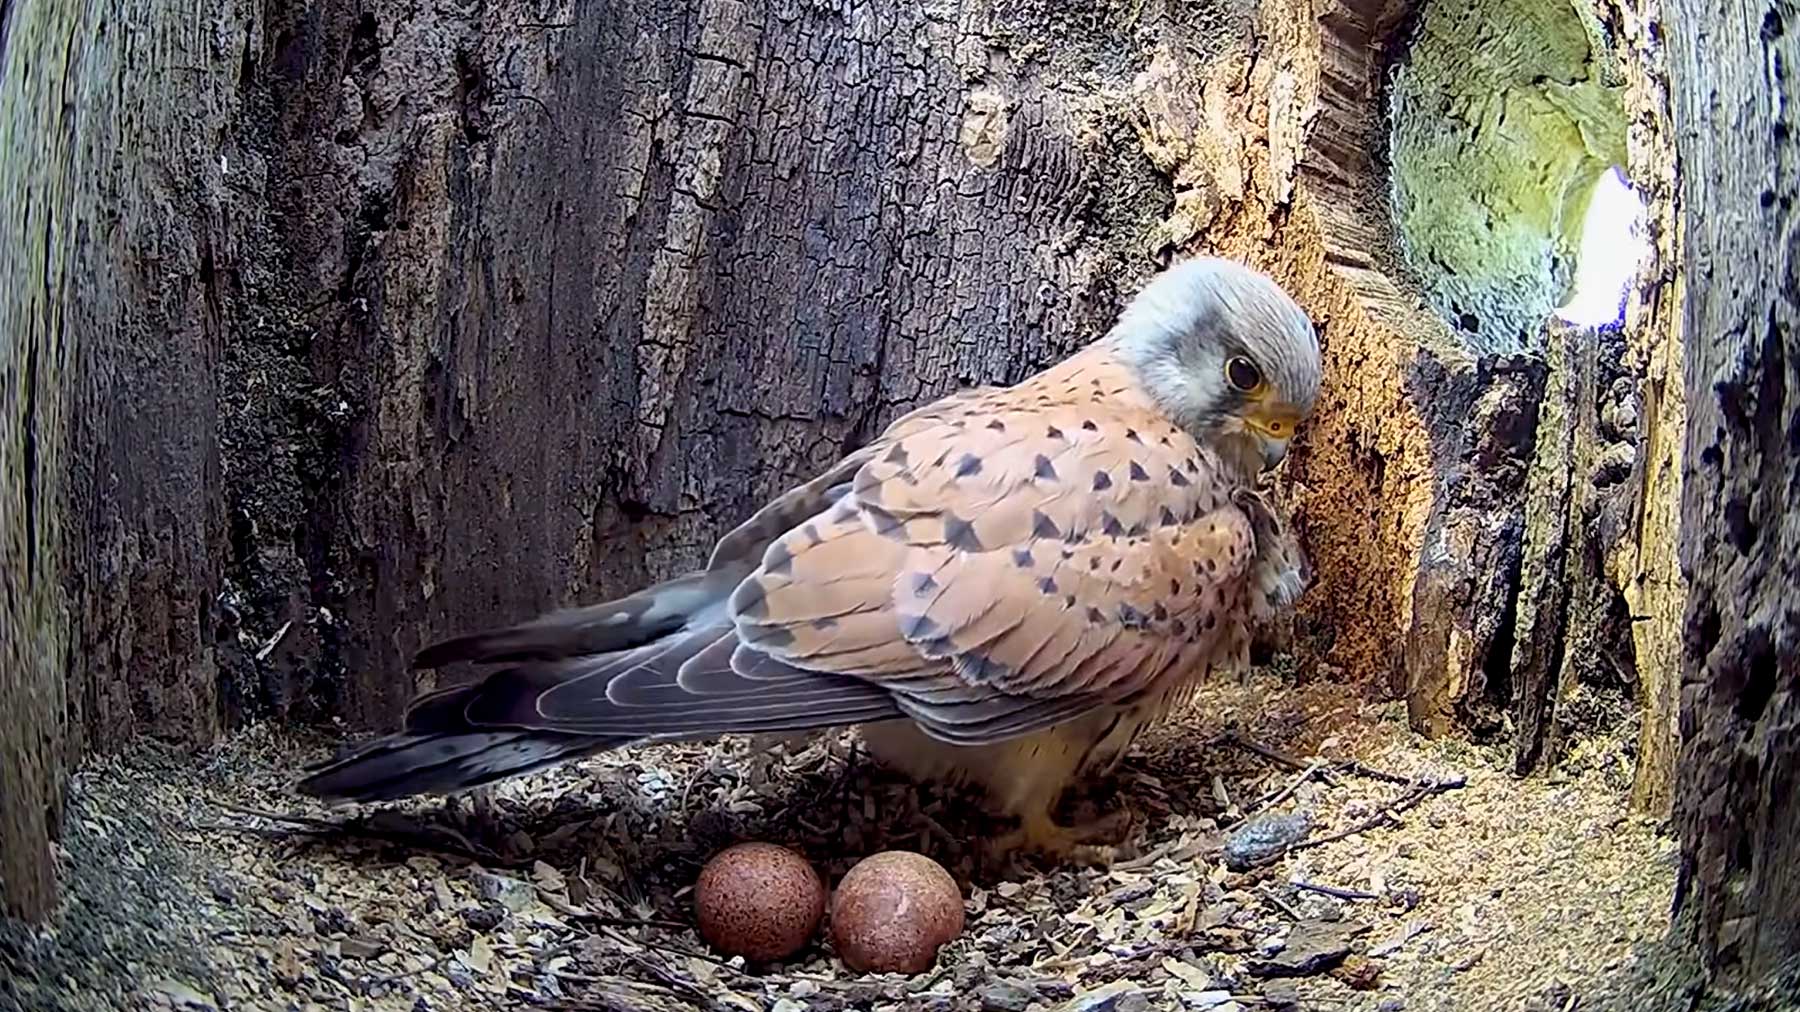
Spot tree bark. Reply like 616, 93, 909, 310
1, 0, 259, 918
1666, 0, 1800, 986
1604, 0, 1688, 817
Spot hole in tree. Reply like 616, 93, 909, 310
1388, 0, 1646, 349
1734, 625, 1778, 722
1553, 166, 1650, 328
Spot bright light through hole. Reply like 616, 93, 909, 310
1555, 166, 1650, 328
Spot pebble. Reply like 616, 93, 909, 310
1249, 919, 1357, 977
469, 869, 533, 912
1378, 999, 1407, 1012
1180, 990, 1234, 1009
980, 980, 1037, 1012
1066, 982, 1147, 1012
1222, 810, 1314, 871
460, 903, 505, 931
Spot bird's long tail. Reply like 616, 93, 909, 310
296, 566, 901, 802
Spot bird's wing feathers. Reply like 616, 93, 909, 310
702, 384, 1002, 572
729, 380, 1259, 745
384, 371, 1259, 751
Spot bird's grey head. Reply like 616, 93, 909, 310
1109, 256, 1322, 474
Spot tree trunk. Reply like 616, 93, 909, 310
1603, 0, 1688, 818
1, 0, 258, 918
0, 0, 1691, 923
1666, 0, 1800, 986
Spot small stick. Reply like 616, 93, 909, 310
1291, 776, 1467, 854
1116, 832, 1222, 872
1292, 880, 1380, 901
208, 801, 521, 866
1252, 759, 1327, 813
623, 954, 716, 1006
1217, 732, 1343, 788
1218, 730, 1310, 771
1335, 760, 1432, 789
1230, 773, 1468, 869
597, 921, 750, 976
1114, 838, 1182, 870
1220, 731, 1469, 795
1258, 885, 1304, 920
536, 889, 689, 931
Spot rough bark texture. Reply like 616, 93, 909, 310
0, 0, 1689, 919
1603, 0, 1687, 815
1666, 0, 1800, 986
1369, 0, 1663, 771
1, 0, 259, 918
1380, 0, 1686, 792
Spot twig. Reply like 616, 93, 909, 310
1334, 760, 1431, 789
1115, 833, 1221, 871
1258, 885, 1304, 920
207, 800, 523, 866
536, 888, 690, 932
1114, 837, 1183, 871
602, 924, 742, 974
1291, 880, 1380, 901
1225, 770, 1467, 870
1216, 732, 1342, 788
678, 765, 712, 815
1219, 730, 1470, 795
1291, 776, 1467, 854
627, 950, 726, 1006
1252, 759, 1328, 813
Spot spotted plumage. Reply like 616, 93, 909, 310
297, 256, 1321, 865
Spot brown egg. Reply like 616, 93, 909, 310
829, 851, 965, 974
694, 842, 825, 962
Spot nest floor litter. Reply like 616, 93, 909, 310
2, 672, 1690, 1012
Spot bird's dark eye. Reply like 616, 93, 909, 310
1226, 356, 1263, 392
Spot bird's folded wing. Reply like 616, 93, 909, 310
730, 394, 1259, 744
704, 385, 1002, 572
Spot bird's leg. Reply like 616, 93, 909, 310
443, 785, 498, 842
985, 805, 1135, 866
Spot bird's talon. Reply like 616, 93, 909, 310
985, 809, 1135, 867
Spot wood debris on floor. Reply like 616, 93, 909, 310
0, 675, 1678, 1012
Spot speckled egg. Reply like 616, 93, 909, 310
829, 851, 965, 974
694, 842, 826, 962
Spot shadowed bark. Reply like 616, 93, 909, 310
1665, 0, 1800, 986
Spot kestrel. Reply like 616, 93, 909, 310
299, 256, 1322, 863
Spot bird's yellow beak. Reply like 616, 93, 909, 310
1242, 403, 1303, 472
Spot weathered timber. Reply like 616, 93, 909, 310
1, 0, 262, 916
1666, 0, 1800, 987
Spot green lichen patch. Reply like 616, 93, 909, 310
1389, 0, 1627, 353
